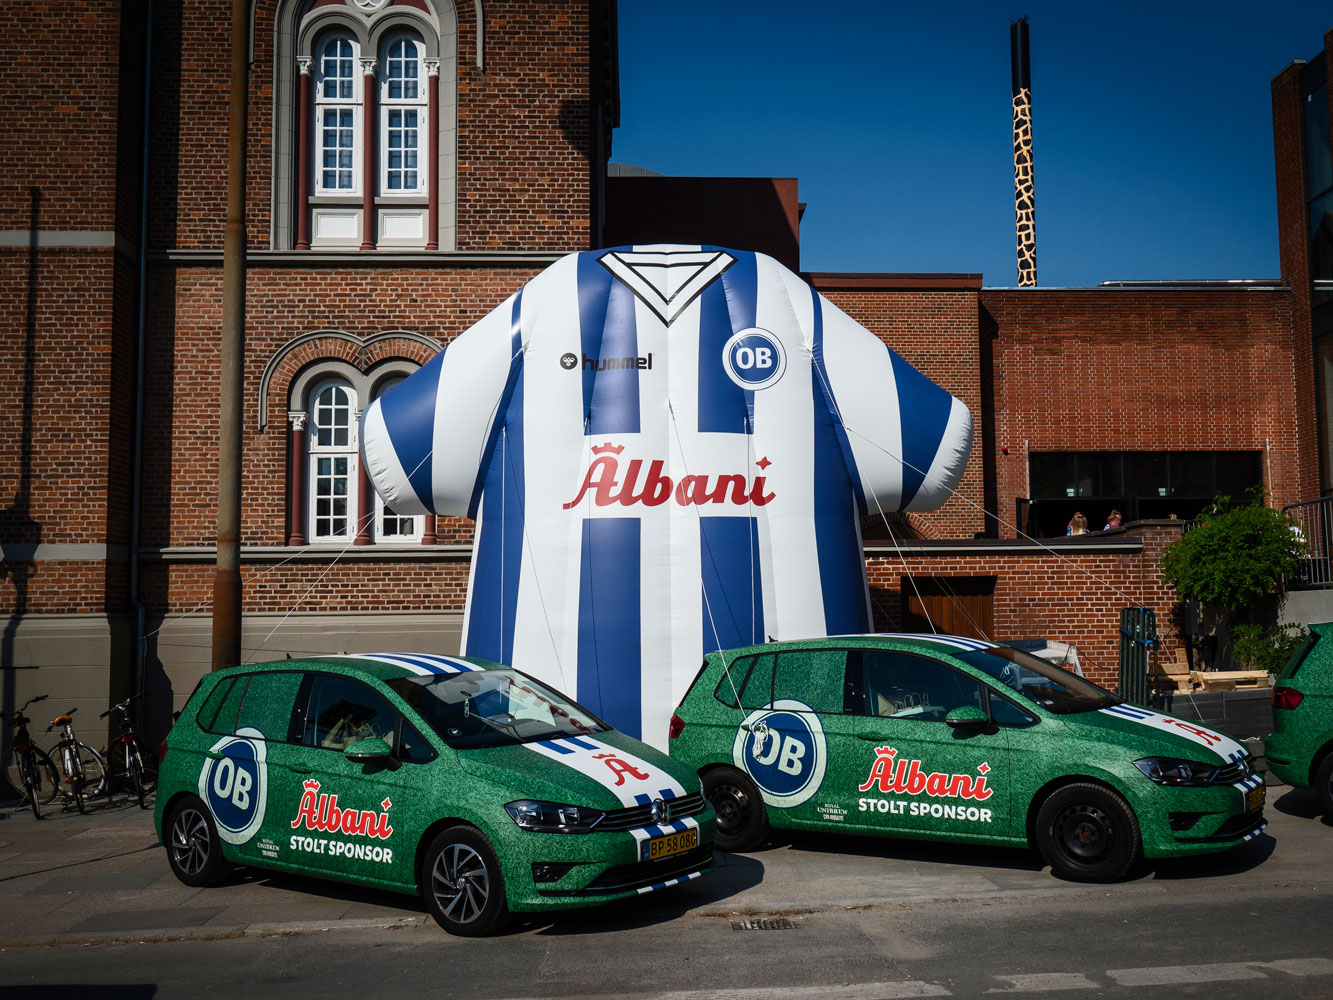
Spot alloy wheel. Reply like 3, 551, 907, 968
171, 807, 212, 876
430, 842, 491, 925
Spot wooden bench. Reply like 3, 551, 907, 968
1189, 669, 1270, 691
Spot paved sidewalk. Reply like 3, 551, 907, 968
0, 782, 1328, 949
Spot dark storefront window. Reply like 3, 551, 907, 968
1023, 451, 1263, 537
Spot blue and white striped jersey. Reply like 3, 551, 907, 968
362, 246, 972, 746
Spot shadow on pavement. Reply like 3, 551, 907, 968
1271, 785, 1332, 826
1146, 832, 1277, 880
4, 989, 157, 999
781, 828, 1046, 874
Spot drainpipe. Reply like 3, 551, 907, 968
130, 0, 155, 733
213, 0, 250, 672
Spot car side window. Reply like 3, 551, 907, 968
859, 649, 985, 722
201, 676, 248, 735
986, 690, 1038, 728
302, 673, 400, 752
718, 653, 778, 710
235, 672, 304, 741
397, 717, 436, 763
774, 649, 846, 713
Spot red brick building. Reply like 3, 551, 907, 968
1, 5, 1330, 753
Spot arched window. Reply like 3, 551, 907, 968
278, 346, 436, 548
307, 379, 358, 541
280, 2, 457, 252
314, 33, 359, 195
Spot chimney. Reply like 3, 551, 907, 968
1011, 17, 1037, 286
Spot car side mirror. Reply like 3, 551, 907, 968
944, 706, 990, 730
344, 737, 393, 762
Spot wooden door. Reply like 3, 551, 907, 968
901, 576, 996, 640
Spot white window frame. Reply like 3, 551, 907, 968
307, 379, 359, 542
378, 32, 428, 197
369, 373, 423, 541
314, 33, 361, 196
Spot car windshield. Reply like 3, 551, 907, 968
386, 670, 608, 749
957, 646, 1120, 714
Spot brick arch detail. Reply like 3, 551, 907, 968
259, 329, 441, 430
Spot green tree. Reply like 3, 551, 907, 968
1159, 492, 1305, 670
1159, 492, 1302, 620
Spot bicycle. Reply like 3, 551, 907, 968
2, 695, 58, 819
100, 694, 156, 809
46, 708, 107, 814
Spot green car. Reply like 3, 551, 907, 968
154, 653, 714, 935
1267, 621, 1333, 818
669, 634, 1267, 882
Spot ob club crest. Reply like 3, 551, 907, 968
722, 328, 786, 391
198, 728, 269, 844
732, 699, 826, 808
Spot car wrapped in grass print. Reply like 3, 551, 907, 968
669, 634, 1265, 882
155, 653, 714, 935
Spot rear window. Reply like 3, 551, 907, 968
1279, 631, 1320, 680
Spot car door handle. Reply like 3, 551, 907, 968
856, 734, 887, 741
204, 750, 225, 760
289, 765, 313, 774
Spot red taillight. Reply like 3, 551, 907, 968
1273, 686, 1304, 711
668, 715, 685, 739
160, 738, 168, 762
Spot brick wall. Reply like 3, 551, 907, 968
142, 263, 540, 549
818, 286, 987, 539
865, 523, 1185, 691
148, 0, 594, 251
981, 287, 1308, 535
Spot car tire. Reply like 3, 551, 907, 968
703, 766, 769, 853
421, 826, 510, 937
164, 795, 231, 887
1035, 782, 1141, 883
1315, 753, 1333, 820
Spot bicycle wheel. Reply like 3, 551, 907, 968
7, 746, 58, 806
31, 747, 59, 805
127, 747, 147, 809
75, 743, 107, 799
137, 745, 158, 794
17, 753, 41, 819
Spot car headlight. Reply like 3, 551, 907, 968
1133, 757, 1222, 787
504, 800, 605, 833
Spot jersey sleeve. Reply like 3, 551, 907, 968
815, 293, 972, 513
361, 293, 520, 516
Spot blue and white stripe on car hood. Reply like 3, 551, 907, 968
329, 652, 484, 675
525, 735, 700, 854
1097, 702, 1246, 763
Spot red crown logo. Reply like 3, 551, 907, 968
590, 442, 625, 455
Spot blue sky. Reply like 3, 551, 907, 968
612, 2, 1331, 287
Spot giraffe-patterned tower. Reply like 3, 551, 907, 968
1011, 17, 1036, 287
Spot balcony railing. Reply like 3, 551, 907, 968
1283, 496, 1333, 589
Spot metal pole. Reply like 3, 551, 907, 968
212, 0, 249, 672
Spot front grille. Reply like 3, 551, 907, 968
1212, 759, 1252, 785
596, 791, 707, 832
539, 844, 714, 896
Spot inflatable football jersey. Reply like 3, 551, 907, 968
362, 246, 972, 746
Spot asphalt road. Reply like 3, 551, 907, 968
1, 784, 1331, 999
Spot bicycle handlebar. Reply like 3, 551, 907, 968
99, 693, 139, 720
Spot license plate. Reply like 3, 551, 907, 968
1247, 784, 1266, 811
641, 828, 698, 862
